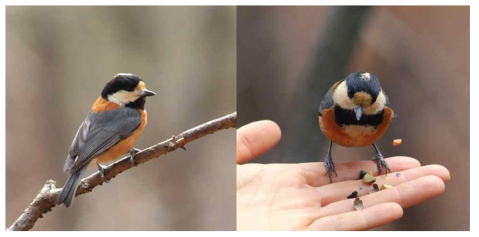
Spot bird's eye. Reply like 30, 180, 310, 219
347, 89, 354, 98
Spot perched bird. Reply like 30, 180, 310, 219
56, 73, 156, 207
318, 71, 394, 183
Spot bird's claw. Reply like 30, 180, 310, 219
129, 148, 141, 167
373, 154, 391, 175
96, 163, 110, 183
324, 155, 337, 183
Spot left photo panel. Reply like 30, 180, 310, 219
6, 6, 236, 230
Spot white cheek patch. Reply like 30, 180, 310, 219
108, 90, 140, 106
332, 81, 356, 110
364, 90, 386, 115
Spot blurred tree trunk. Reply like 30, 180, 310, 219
285, 6, 373, 162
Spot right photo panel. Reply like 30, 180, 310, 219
236, 6, 469, 231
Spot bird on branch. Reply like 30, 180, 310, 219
57, 73, 156, 207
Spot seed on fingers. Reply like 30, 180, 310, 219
353, 198, 363, 210
359, 170, 367, 179
372, 183, 379, 192
321, 164, 449, 207
301, 157, 421, 187
380, 184, 393, 190
347, 191, 358, 199
318, 175, 446, 219
362, 172, 376, 183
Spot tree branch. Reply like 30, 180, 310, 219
7, 112, 237, 231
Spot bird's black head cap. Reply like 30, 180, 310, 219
345, 71, 382, 104
101, 73, 142, 99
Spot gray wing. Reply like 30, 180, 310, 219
63, 107, 141, 174
63, 121, 89, 172
318, 84, 336, 116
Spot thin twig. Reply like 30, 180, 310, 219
7, 112, 237, 231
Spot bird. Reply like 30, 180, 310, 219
318, 71, 394, 183
56, 73, 156, 207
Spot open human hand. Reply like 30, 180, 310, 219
237, 121, 450, 231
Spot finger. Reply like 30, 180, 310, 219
307, 202, 403, 231
319, 164, 450, 206
299, 156, 421, 187
318, 175, 446, 218
236, 120, 281, 164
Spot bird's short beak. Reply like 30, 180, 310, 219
354, 106, 363, 121
140, 89, 156, 97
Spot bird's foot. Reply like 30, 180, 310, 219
96, 162, 110, 183
324, 154, 337, 183
372, 154, 391, 175
129, 148, 141, 167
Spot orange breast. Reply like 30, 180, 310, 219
319, 107, 393, 147
91, 109, 147, 165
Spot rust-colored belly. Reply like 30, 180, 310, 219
319, 107, 393, 147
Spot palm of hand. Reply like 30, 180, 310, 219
237, 159, 449, 231
237, 163, 324, 230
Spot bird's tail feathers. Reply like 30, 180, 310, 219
56, 165, 88, 207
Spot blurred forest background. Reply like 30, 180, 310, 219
237, 6, 469, 231
6, 6, 236, 230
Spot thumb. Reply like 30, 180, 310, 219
236, 120, 281, 164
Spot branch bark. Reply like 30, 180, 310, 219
7, 112, 237, 231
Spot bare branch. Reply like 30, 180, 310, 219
7, 112, 237, 231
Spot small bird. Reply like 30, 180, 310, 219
318, 71, 394, 183
56, 73, 156, 207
